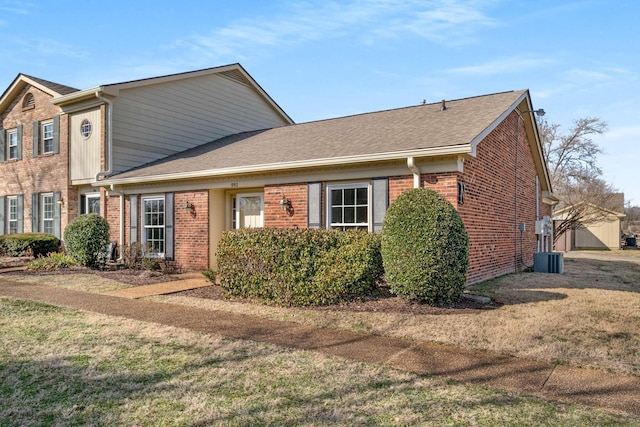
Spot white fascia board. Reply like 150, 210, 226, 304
98, 145, 473, 187
51, 86, 103, 106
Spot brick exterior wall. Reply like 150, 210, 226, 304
0, 84, 71, 236
458, 111, 551, 283
174, 191, 209, 270
264, 183, 308, 228
107, 190, 209, 271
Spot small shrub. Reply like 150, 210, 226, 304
27, 253, 77, 270
202, 269, 217, 283
381, 188, 469, 305
63, 214, 110, 268
0, 233, 60, 257
217, 228, 383, 306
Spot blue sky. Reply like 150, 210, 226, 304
1, 1, 638, 204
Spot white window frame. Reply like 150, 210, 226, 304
81, 192, 101, 215
41, 193, 54, 234
326, 182, 371, 231
42, 121, 54, 154
7, 196, 18, 234
8, 129, 18, 160
231, 192, 264, 229
142, 195, 165, 257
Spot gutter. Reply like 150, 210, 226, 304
95, 91, 113, 181
407, 157, 421, 188
96, 145, 471, 187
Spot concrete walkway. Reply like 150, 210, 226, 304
0, 277, 638, 417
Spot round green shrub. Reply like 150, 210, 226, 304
63, 214, 110, 268
381, 188, 469, 305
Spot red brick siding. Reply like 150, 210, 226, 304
174, 191, 209, 270
458, 111, 550, 283
0, 85, 71, 234
106, 190, 209, 271
264, 183, 308, 228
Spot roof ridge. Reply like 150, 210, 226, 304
292, 89, 524, 126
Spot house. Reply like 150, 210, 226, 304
0, 64, 292, 241
554, 195, 626, 251
0, 75, 78, 238
1, 64, 553, 284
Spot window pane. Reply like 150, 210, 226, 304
331, 207, 342, 224
356, 188, 368, 205
356, 206, 368, 223
331, 189, 342, 206
344, 188, 355, 205
344, 207, 355, 223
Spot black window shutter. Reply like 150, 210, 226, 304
0, 196, 5, 235
307, 182, 322, 229
371, 178, 389, 232
16, 125, 23, 160
129, 195, 138, 244
32, 193, 39, 232
80, 195, 86, 214
164, 193, 174, 260
53, 191, 61, 238
17, 194, 24, 233
0, 130, 5, 163
53, 115, 60, 154
32, 121, 39, 158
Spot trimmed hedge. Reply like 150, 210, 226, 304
216, 228, 383, 306
381, 188, 469, 305
63, 214, 110, 268
0, 233, 60, 257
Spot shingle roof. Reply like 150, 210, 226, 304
21, 74, 79, 95
108, 89, 528, 182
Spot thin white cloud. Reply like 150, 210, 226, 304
172, 0, 497, 62
12, 37, 85, 58
446, 55, 553, 75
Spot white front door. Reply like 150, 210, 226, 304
234, 193, 263, 229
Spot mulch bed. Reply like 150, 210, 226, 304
2, 260, 500, 315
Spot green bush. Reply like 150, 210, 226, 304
216, 228, 383, 306
26, 253, 77, 270
0, 233, 60, 257
63, 214, 110, 268
381, 188, 469, 305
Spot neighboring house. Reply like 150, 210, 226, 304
0, 75, 78, 238
0, 64, 292, 241
554, 196, 626, 251
1, 63, 554, 284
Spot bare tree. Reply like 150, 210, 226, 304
538, 117, 621, 242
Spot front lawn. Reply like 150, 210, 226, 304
1, 297, 636, 426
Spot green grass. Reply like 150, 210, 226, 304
1, 297, 637, 426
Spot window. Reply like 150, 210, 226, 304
80, 119, 92, 138
328, 183, 369, 230
232, 193, 263, 229
42, 122, 54, 154
142, 196, 165, 256
22, 93, 35, 109
41, 193, 54, 234
8, 130, 18, 160
7, 196, 18, 234
80, 193, 100, 215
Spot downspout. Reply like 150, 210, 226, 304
110, 184, 125, 262
95, 91, 113, 181
407, 157, 421, 188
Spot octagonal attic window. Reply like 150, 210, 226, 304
80, 119, 92, 138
